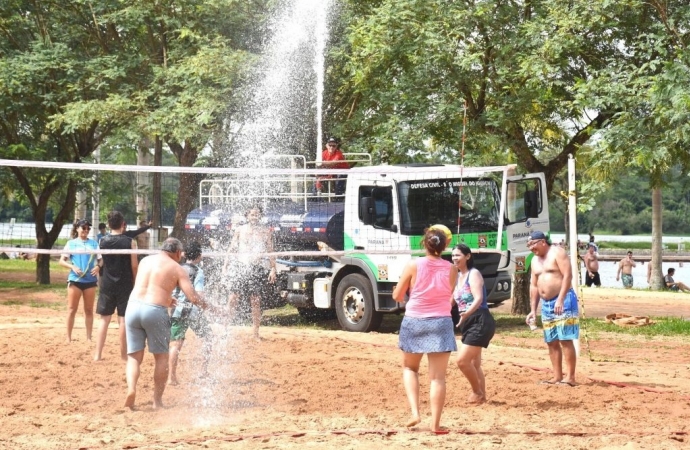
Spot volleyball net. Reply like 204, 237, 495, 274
0, 157, 518, 262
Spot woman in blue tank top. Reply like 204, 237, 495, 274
451, 243, 495, 404
58, 219, 101, 343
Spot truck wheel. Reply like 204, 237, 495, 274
335, 273, 383, 332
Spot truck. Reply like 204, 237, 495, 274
186, 161, 549, 332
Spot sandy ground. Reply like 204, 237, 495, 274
1, 273, 690, 449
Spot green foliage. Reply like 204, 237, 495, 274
550, 169, 690, 234
582, 317, 690, 338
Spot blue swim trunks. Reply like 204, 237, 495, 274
541, 288, 579, 343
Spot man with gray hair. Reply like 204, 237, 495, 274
123, 238, 212, 410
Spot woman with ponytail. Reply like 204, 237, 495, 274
392, 225, 457, 433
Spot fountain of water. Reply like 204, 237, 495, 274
226, 0, 334, 165
185, 0, 334, 420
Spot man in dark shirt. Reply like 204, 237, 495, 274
664, 268, 690, 293
94, 211, 139, 361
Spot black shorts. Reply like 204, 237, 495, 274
97, 283, 132, 316
460, 308, 495, 348
68, 281, 98, 291
228, 263, 269, 300
585, 271, 601, 287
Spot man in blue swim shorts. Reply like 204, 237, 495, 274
525, 231, 579, 386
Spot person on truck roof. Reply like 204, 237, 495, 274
315, 137, 349, 196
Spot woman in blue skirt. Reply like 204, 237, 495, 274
393, 225, 457, 433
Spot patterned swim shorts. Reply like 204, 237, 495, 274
621, 273, 633, 288
541, 288, 579, 343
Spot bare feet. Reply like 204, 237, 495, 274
93, 355, 103, 362
467, 392, 486, 405
167, 378, 179, 386
406, 416, 421, 428
124, 391, 136, 410
152, 399, 165, 410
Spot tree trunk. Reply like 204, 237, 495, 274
510, 269, 531, 316
650, 187, 663, 290
168, 140, 202, 241
136, 141, 151, 220
152, 135, 163, 227
35, 254, 51, 284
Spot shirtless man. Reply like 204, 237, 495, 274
224, 205, 276, 340
123, 238, 211, 410
582, 243, 601, 287
616, 251, 637, 289
525, 231, 579, 386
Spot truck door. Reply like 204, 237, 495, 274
354, 183, 406, 284
504, 173, 550, 274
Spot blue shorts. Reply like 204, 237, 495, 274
125, 299, 171, 354
541, 288, 579, 343
398, 316, 457, 353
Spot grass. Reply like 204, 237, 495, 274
0, 299, 63, 310
264, 307, 690, 339
579, 316, 690, 338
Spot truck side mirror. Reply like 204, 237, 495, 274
360, 197, 375, 225
524, 190, 539, 218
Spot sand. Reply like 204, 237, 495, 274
1, 274, 690, 449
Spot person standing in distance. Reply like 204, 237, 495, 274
452, 243, 495, 404
124, 238, 212, 410
94, 211, 138, 361
525, 231, 579, 386
616, 251, 637, 289
59, 219, 101, 343
96, 223, 107, 243
582, 243, 601, 287
392, 225, 457, 433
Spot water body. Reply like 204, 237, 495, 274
551, 234, 689, 289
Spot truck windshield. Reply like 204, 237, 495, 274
397, 178, 500, 235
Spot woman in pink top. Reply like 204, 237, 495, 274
393, 226, 458, 433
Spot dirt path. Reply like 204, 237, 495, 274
2, 280, 690, 449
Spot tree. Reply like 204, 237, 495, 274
0, 3, 120, 283
331, 0, 630, 312
0, 0, 272, 281
584, 1, 690, 290
50, 0, 270, 240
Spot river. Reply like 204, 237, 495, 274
552, 233, 689, 289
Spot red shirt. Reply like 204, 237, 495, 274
321, 148, 350, 170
